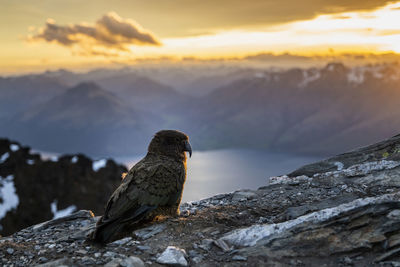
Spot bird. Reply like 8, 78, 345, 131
88, 130, 192, 244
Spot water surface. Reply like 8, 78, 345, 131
117, 149, 321, 203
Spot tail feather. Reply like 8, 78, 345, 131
88, 205, 157, 244
90, 218, 125, 244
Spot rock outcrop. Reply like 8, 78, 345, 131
2, 134, 400, 266
0, 138, 127, 236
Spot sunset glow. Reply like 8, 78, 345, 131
1, 1, 400, 73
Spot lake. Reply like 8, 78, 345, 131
116, 149, 321, 203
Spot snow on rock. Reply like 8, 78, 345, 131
156, 246, 188, 267
0, 175, 19, 219
334, 161, 344, 171
92, 159, 107, 172
221, 192, 400, 247
26, 159, 35, 165
0, 152, 9, 164
299, 69, 321, 88
9, 144, 19, 152
314, 160, 400, 179
268, 175, 312, 186
71, 156, 78, 164
50, 200, 77, 219
50, 156, 58, 162
347, 68, 365, 84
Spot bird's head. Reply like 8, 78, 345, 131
148, 130, 192, 161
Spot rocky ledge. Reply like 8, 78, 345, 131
3, 134, 400, 266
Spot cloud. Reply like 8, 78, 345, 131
28, 12, 161, 56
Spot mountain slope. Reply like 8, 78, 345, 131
2, 82, 160, 156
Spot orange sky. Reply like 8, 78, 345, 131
1, 0, 400, 73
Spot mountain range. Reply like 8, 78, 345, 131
1, 62, 399, 156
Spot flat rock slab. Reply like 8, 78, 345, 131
156, 246, 188, 266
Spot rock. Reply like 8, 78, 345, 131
232, 255, 247, 261
104, 258, 123, 267
104, 256, 145, 267
122, 256, 145, 267
0, 137, 127, 236
136, 245, 151, 251
223, 193, 397, 247
6, 248, 14, 255
133, 223, 167, 240
213, 239, 231, 252
4, 134, 400, 266
110, 237, 132, 245
39, 257, 48, 263
103, 251, 118, 258
192, 256, 203, 264
156, 246, 188, 266
232, 190, 257, 201
36, 258, 72, 267
81, 256, 96, 265
198, 238, 214, 251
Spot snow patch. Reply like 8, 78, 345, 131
299, 70, 320, 87
268, 175, 312, 185
71, 156, 78, 164
92, 159, 107, 171
347, 68, 364, 84
0, 152, 9, 164
50, 200, 77, 219
26, 159, 35, 165
221, 192, 400, 247
314, 160, 400, 179
9, 144, 19, 152
0, 175, 19, 219
334, 162, 344, 171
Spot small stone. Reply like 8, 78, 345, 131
137, 245, 151, 251
192, 256, 203, 264
343, 256, 353, 265
48, 244, 56, 249
104, 258, 123, 267
7, 248, 14, 255
199, 239, 214, 251
77, 249, 87, 255
39, 257, 48, 263
34, 245, 41, 250
210, 230, 220, 236
214, 239, 232, 252
81, 256, 96, 265
36, 258, 72, 267
94, 253, 102, 258
232, 190, 257, 201
110, 237, 132, 245
232, 255, 247, 261
156, 246, 188, 267
120, 256, 145, 267
103, 251, 117, 258
387, 210, 400, 220
133, 224, 167, 240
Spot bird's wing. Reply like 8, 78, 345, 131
102, 157, 185, 223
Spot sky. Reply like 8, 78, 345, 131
1, 0, 400, 73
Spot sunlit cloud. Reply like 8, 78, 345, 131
128, 1, 400, 58
27, 12, 161, 57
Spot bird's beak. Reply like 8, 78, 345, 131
184, 140, 192, 158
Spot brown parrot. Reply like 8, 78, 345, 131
88, 130, 192, 244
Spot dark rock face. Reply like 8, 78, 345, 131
0, 138, 127, 236
3, 134, 400, 266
